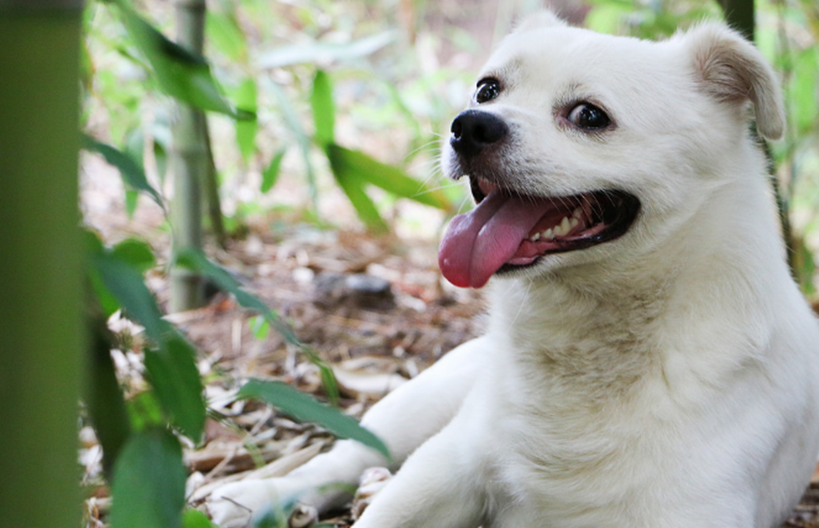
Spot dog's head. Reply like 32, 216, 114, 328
438, 12, 784, 289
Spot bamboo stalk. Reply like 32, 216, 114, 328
0, 2, 84, 527
716, 0, 755, 41
170, 0, 208, 312
203, 116, 228, 248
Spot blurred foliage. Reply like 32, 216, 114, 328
82, 0, 463, 234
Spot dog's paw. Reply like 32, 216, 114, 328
351, 467, 393, 520
206, 479, 284, 528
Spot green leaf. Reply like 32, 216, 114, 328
269, 82, 318, 210
249, 315, 270, 340
234, 78, 259, 161
127, 390, 166, 432
791, 48, 818, 134
144, 336, 206, 442
310, 70, 335, 147
326, 144, 452, 211
86, 311, 132, 479
124, 189, 139, 219
327, 154, 388, 232
113, 1, 253, 120
261, 148, 286, 193
92, 251, 167, 344
112, 238, 156, 273
206, 10, 247, 63
257, 31, 396, 69
154, 140, 168, 182
82, 134, 164, 208
110, 429, 186, 528
239, 379, 390, 460
86, 230, 121, 318
183, 509, 219, 528
174, 249, 339, 403
91, 250, 206, 440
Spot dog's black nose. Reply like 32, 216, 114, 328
450, 110, 508, 157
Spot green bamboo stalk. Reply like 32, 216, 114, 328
0, 2, 84, 527
716, 0, 755, 41
203, 116, 227, 248
170, 0, 208, 312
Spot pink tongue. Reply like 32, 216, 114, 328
438, 190, 550, 288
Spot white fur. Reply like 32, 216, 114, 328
209, 15, 819, 528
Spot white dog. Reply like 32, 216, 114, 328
209, 12, 819, 528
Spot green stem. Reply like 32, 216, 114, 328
0, 3, 84, 527
203, 117, 227, 248
716, 0, 755, 41
169, 0, 207, 311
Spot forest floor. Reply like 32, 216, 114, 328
79, 156, 819, 528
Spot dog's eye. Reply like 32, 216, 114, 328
567, 103, 611, 130
475, 78, 501, 104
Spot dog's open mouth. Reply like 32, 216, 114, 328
438, 177, 641, 288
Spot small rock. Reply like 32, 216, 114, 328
313, 273, 395, 310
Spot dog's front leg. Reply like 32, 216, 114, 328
207, 336, 490, 528
351, 411, 485, 528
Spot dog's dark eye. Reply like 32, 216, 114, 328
475, 78, 501, 104
567, 103, 611, 130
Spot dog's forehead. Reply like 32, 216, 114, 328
479, 26, 676, 91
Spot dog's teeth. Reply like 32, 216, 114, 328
572, 207, 582, 219
531, 232, 541, 241
543, 228, 554, 240
570, 217, 579, 229
553, 217, 571, 237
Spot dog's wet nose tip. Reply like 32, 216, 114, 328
450, 110, 508, 157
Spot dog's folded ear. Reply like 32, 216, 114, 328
684, 23, 785, 140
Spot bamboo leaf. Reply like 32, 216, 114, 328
127, 390, 165, 432
326, 146, 388, 232
791, 48, 818, 134
82, 134, 163, 208
86, 311, 132, 479
174, 249, 339, 403
124, 189, 139, 218
183, 509, 219, 528
113, 0, 254, 120
206, 10, 247, 63
239, 379, 390, 460
326, 144, 451, 211
92, 250, 206, 440
269, 82, 318, 211
310, 70, 335, 147
234, 78, 258, 161
110, 429, 186, 528
112, 238, 155, 273
261, 148, 286, 193
257, 31, 396, 69
86, 230, 122, 318
144, 336, 206, 442
92, 251, 167, 344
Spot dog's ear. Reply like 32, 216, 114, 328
684, 23, 784, 140
513, 11, 568, 33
